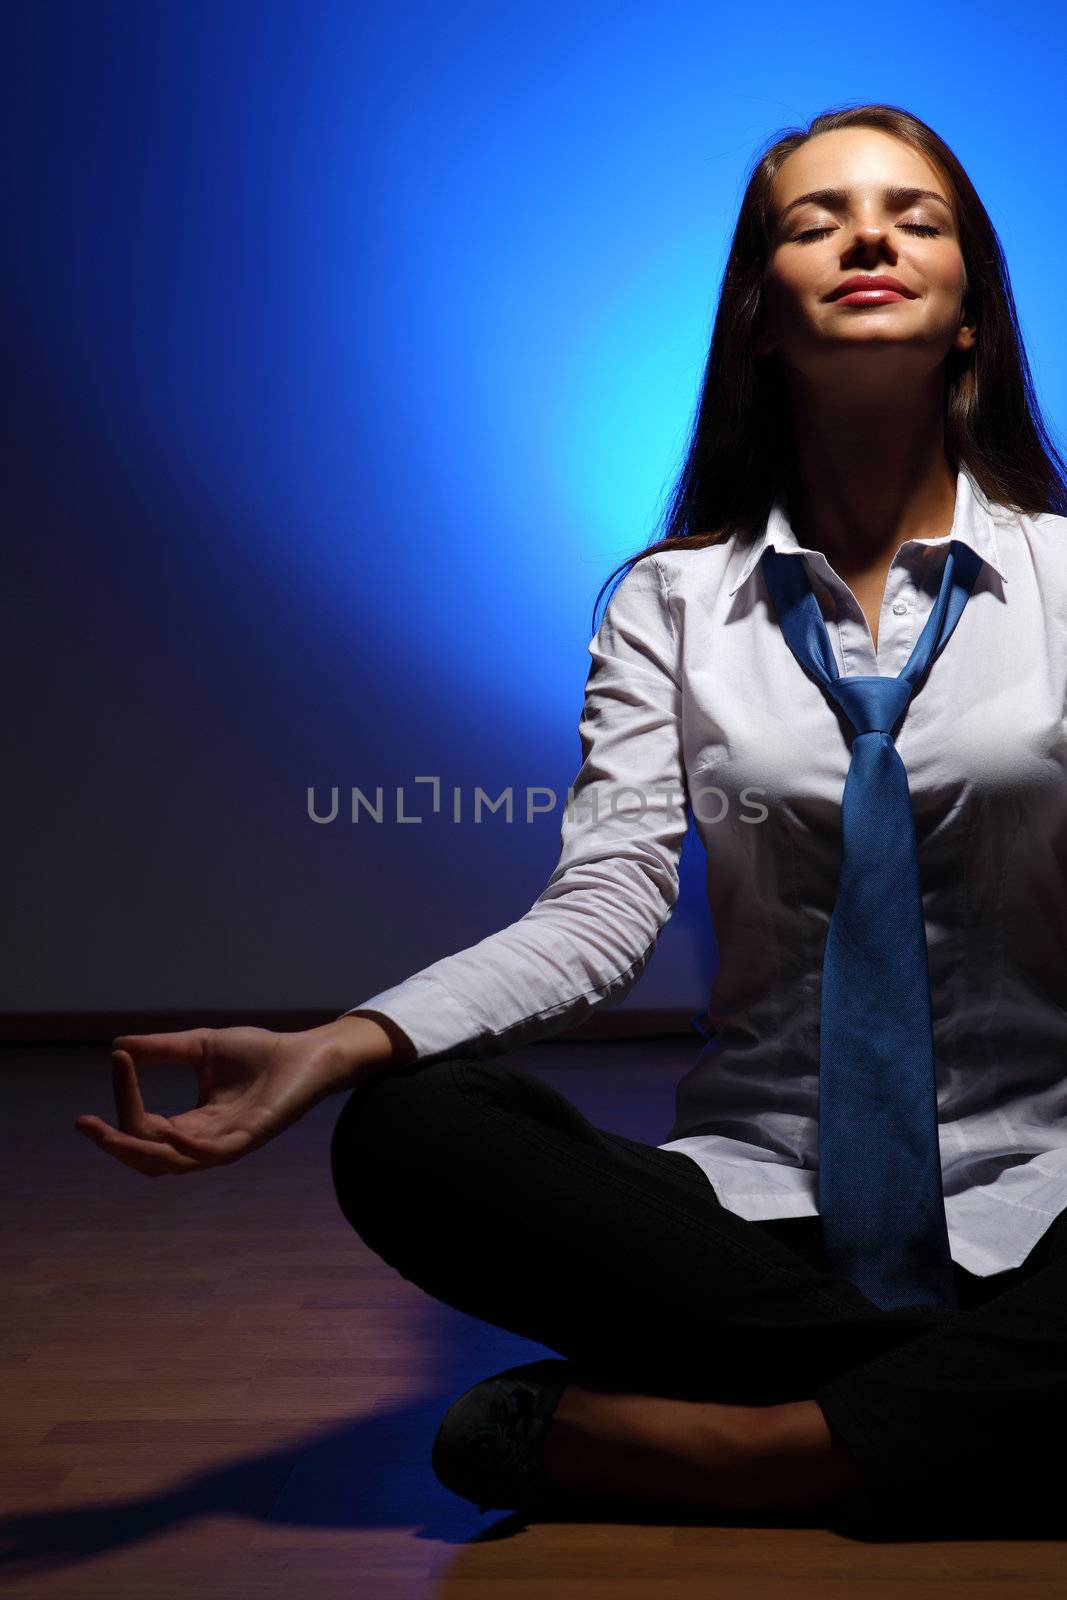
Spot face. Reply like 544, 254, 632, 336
756, 127, 976, 397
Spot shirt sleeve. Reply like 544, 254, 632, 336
341, 552, 689, 1060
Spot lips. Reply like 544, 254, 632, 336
827, 275, 916, 301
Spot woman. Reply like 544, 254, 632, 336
76, 103, 1067, 1538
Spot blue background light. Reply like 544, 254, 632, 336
7, 0, 1063, 1015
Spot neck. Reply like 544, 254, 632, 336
781, 373, 957, 581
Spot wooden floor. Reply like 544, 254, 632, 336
2, 1037, 1064, 1598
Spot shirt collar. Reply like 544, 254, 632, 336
725, 465, 1010, 597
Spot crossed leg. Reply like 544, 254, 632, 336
329, 1054, 1057, 1529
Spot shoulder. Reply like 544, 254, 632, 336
998, 507, 1067, 579
596, 539, 742, 652
1019, 508, 1067, 548
643, 539, 738, 600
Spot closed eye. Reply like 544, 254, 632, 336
793, 223, 941, 243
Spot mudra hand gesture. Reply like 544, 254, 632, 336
74, 1017, 398, 1176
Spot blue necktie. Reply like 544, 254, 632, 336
760, 538, 982, 1311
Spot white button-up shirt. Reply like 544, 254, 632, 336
347, 466, 1067, 1278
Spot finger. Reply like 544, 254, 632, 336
110, 1050, 217, 1145
112, 1051, 151, 1136
111, 1029, 209, 1066
75, 1117, 203, 1176
80, 1103, 234, 1165
110, 1052, 176, 1141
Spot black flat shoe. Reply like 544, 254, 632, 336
431, 1357, 576, 1517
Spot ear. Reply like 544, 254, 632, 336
953, 296, 978, 354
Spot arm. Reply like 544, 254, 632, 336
329, 553, 688, 1081
74, 557, 686, 1177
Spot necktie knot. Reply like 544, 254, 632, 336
829, 673, 914, 736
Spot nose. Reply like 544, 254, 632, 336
843, 224, 898, 259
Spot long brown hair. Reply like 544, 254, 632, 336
592, 101, 1067, 632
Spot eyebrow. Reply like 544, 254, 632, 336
775, 185, 954, 228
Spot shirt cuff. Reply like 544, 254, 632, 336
341, 972, 483, 1062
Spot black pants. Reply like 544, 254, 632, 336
329, 1054, 1067, 1536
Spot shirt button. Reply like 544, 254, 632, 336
892, 600, 909, 615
